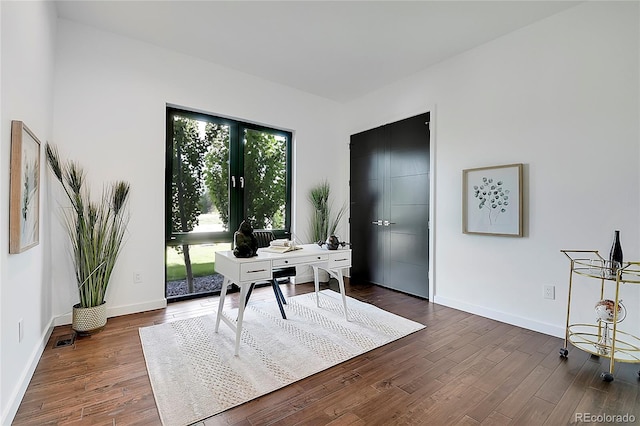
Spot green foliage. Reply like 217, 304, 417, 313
203, 123, 230, 230
242, 129, 286, 229
171, 115, 287, 234
204, 127, 287, 230
171, 117, 210, 233
308, 180, 346, 243
198, 189, 213, 214
46, 143, 130, 308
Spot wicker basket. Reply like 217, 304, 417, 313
72, 302, 107, 335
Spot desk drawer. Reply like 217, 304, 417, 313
329, 251, 351, 269
240, 261, 272, 281
272, 254, 328, 267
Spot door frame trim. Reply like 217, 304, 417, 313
427, 105, 436, 302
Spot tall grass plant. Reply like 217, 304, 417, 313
46, 143, 130, 308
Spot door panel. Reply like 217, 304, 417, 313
390, 150, 430, 177
390, 174, 429, 205
386, 260, 429, 297
350, 127, 385, 284
387, 113, 429, 297
390, 204, 429, 236
350, 112, 430, 298
388, 233, 428, 266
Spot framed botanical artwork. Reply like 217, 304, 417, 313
9, 121, 41, 253
463, 163, 523, 237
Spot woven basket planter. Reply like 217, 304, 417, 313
72, 302, 107, 335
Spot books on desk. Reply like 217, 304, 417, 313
261, 239, 303, 253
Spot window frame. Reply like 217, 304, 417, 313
165, 106, 293, 247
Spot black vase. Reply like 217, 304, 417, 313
609, 230, 623, 275
326, 235, 340, 250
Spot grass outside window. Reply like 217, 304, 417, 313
166, 243, 231, 281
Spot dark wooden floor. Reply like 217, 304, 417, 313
13, 280, 640, 425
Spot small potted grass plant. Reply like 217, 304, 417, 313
46, 143, 130, 334
308, 180, 346, 282
308, 180, 346, 245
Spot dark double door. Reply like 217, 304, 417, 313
349, 112, 430, 298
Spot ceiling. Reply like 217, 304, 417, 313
55, 1, 581, 103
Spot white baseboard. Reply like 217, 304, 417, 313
433, 295, 565, 338
287, 279, 562, 337
2, 318, 54, 426
52, 298, 168, 326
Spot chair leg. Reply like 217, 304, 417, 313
271, 280, 287, 319
273, 280, 287, 305
244, 283, 256, 308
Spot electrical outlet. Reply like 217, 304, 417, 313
544, 285, 555, 300
133, 272, 143, 283
18, 319, 24, 342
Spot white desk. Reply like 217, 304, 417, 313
214, 244, 352, 355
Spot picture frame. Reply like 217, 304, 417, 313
9, 121, 41, 253
462, 163, 523, 237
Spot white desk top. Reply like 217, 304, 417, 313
216, 243, 350, 263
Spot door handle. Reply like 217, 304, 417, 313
231, 176, 236, 187
383, 220, 396, 226
240, 176, 244, 188
371, 220, 383, 226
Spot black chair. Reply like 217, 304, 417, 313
244, 230, 296, 319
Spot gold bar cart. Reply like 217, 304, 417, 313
560, 250, 640, 382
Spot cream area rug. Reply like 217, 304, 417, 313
139, 289, 425, 426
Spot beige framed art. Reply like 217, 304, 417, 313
9, 121, 41, 253
463, 163, 523, 237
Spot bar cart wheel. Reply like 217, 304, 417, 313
559, 347, 569, 358
601, 372, 614, 382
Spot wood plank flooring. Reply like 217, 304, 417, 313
13, 280, 640, 425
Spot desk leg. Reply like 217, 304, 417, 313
215, 277, 231, 332
330, 268, 349, 321
318, 267, 349, 321
312, 265, 320, 307
234, 283, 250, 356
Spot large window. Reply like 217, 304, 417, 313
165, 107, 292, 300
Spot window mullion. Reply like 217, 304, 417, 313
229, 123, 242, 233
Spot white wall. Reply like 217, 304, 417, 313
0, 1, 57, 423
0, 1, 3, 417
0, 2, 3, 419
51, 19, 347, 323
345, 1, 640, 337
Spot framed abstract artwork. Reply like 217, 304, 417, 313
463, 163, 523, 237
9, 121, 41, 253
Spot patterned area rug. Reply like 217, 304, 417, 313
139, 290, 425, 426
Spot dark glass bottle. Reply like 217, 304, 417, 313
609, 230, 623, 275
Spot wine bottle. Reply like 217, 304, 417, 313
609, 230, 623, 275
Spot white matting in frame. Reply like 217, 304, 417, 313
463, 163, 523, 237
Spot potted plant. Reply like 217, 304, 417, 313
46, 143, 130, 334
308, 180, 346, 244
